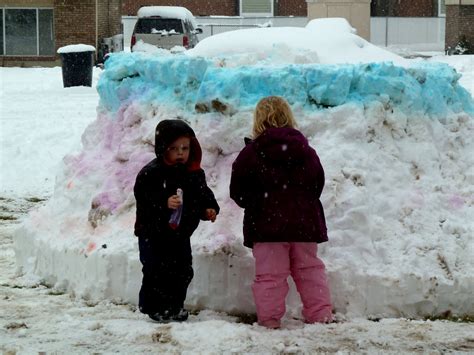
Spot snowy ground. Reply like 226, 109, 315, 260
1, 211, 474, 353
1, 62, 473, 355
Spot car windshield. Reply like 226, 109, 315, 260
135, 18, 183, 34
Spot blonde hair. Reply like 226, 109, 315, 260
252, 96, 297, 138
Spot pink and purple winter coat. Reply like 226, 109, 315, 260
229, 127, 328, 248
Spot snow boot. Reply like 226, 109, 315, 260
148, 308, 188, 323
170, 308, 189, 322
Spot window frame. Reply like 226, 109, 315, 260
438, 0, 446, 17
240, 0, 274, 17
0, 9, 3, 55
1, 7, 55, 57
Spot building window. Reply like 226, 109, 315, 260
38, 9, 54, 55
439, 0, 446, 17
240, 0, 273, 17
2, 8, 54, 56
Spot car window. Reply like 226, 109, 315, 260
184, 21, 193, 33
135, 18, 183, 34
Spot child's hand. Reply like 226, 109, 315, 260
168, 195, 182, 209
205, 209, 217, 222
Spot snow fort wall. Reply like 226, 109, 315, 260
14, 51, 474, 319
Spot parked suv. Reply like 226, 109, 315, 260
131, 6, 202, 51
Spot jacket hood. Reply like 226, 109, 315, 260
155, 119, 202, 171
253, 127, 309, 165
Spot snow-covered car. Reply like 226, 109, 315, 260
131, 6, 202, 51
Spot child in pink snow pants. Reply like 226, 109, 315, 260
230, 96, 333, 329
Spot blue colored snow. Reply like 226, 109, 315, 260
97, 52, 474, 117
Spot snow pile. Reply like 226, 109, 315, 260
14, 26, 474, 320
305, 17, 357, 35
187, 20, 407, 66
99, 53, 472, 117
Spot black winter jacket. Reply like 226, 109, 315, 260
134, 119, 220, 239
230, 127, 328, 248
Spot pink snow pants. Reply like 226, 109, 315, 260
252, 242, 333, 328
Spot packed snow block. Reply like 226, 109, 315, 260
328, 269, 474, 318
14, 215, 144, 305
98, 52, 210, 113
195, 61, 473, 115
408, 63, 474, 116
14, 224, 115, 301
305, 65, 353, 107
195, 65, 308, 113
187, 253, 256, 314
13, 51, 474, 321
348, 62, 474, 116
97, 52, 473, 118
350, 63, 424, 112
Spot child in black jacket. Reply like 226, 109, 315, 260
134, 119, 220, 323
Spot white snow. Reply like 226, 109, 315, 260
1, 19, 473, 353
305, 17, 357, 34
137, 6, 197, 28
187, 25, 407, 66
57, 44, 96, 54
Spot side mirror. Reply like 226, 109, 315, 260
195, 28, 203, 34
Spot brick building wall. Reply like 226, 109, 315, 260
396, 0, 436, 17
122, 0, 236, 16
445, 5, 474, 51
98, 1, 109, 42
122, 0, 307, 16
446, 5, 460, 49
371, 0, 437, 17
1, 0, 52, 5
276, 0, 307, 16
54, 0, 96, 50
98, 0, 122, 40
